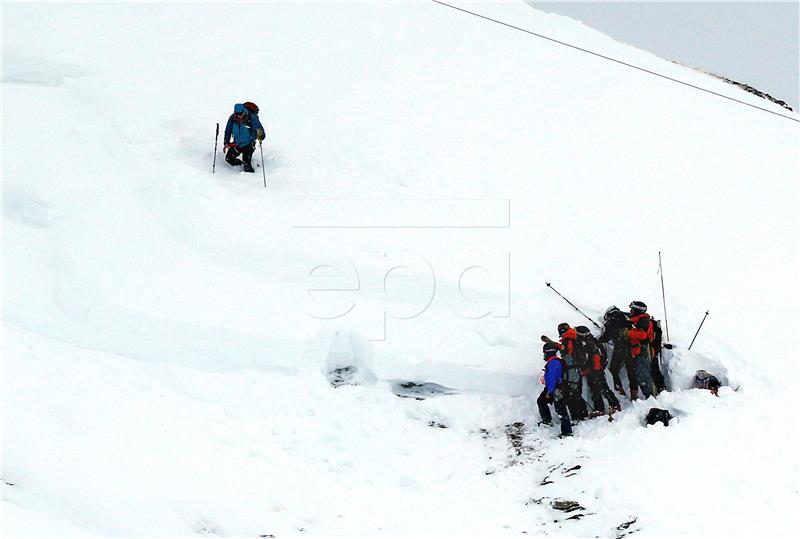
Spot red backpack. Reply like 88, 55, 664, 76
243, 101, 259, 114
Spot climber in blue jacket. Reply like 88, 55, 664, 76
223, 103, 265, 173
537, 341, 573, 437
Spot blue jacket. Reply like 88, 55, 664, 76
224, 107, 264, 147
543, 355, 563, 394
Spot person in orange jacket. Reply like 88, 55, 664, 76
622, 301, 654, 399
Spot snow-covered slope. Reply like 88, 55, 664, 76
3, 1, 798, 537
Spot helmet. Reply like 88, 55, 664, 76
557, 322, 571, 336
543, 341, 560, 356
575, 325, 592, 339
603, 306, 621, 322
629, 301, 647, 314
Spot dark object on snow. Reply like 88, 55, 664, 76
391, 381, 456, 400
328, 366, 357, 387
551, 499, 585, 513
645, 407, 672, 426
707, 72, 794, 111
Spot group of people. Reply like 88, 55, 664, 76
537, 300, 669, 437
221, 102, 266, 173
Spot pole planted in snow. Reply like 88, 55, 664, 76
544, 282, 601, 329
688, 310, 709, 350
212, 122, 219, 173
659, 251, 670, 341
259, 140, 266, 188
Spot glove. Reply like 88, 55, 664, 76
544, 393, 553, 403
256, 128, 265, 142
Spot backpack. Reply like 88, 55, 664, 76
557, 356, 569, 384
645, 408, 672, 426
596, 338, 609, 369
651, 319, 663, 355
243, 101, 260, 114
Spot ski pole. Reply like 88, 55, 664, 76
658, 251, 670, 341
212, 123, 219, 173
688, 310, 709, 350
259, 140, 266, 188
544, 282, 601, 329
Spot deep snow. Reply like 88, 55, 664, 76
2, 1, 799, 537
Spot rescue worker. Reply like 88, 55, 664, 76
599, 306, 638, 399
536, 341, 573, 437
623, 300, 654, 399
575, 325, 621, 415
542, 323, 589, 421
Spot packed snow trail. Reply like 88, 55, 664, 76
3, 1, 798, 537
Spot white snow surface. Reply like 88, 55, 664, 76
2, 1, 798, 537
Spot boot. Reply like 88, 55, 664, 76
630, 388, 639, 401
243, 161, 255, 173
225, 150, 242, 166
614, 383, 626, 397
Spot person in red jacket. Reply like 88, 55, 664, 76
623, 301, 654, 399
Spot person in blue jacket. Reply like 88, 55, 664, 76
537, 341, 573, 437
223, 103, 265, 173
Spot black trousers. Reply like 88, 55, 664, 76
565, 379, 589, 420
587, 371, 620, 413
225, 142, 255, 167
537, 389, 572, 436
609, 342, 636, 392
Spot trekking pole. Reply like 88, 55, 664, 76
688, 310, 709, 350
544, 282, 601, 329
658, 251, 670, 341
212, 123, 219, 173
258, 140, 266, 188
